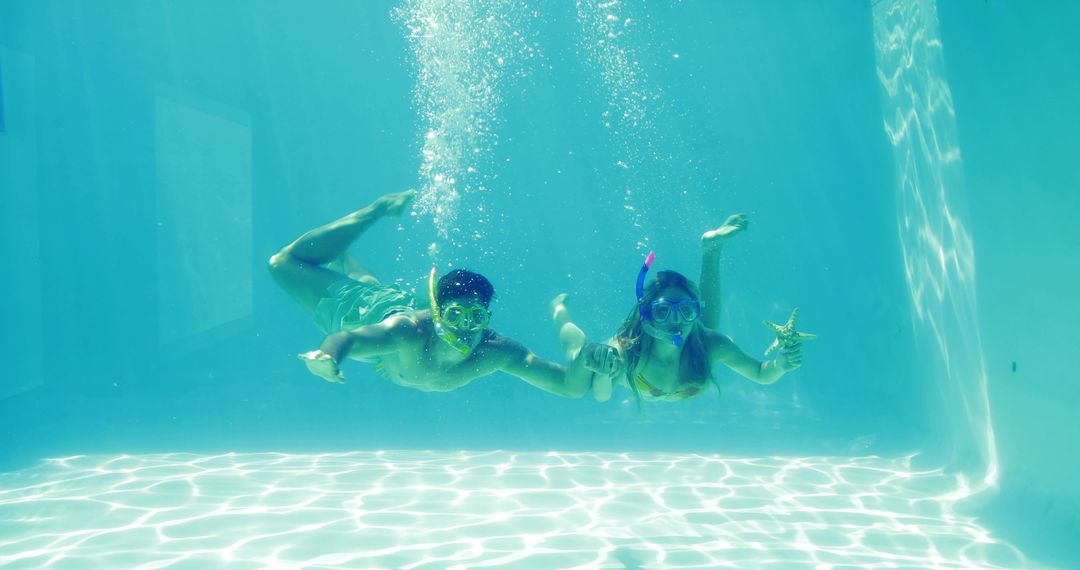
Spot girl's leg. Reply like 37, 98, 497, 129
699, 246, 723, 330
699, 213, 748, 330
553, 293, 607, 399
551, 293, 587, 361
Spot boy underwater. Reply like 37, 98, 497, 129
269, 190, 610, 395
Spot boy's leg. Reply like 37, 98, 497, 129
268, 190, 414, 311
326, 251, 377, 284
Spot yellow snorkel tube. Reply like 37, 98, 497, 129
428, 267, 472, 355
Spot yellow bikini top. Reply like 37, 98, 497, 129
634, 373, 701, 400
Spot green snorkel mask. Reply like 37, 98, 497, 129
428, 267, 489, 355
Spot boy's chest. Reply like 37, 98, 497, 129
381, 342, 495, 390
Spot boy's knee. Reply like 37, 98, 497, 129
268, 251, 292, 273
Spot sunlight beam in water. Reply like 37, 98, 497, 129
395, 0, 539, 261
0, 451, 1038, 569
872, 0, 997, 490
576, 0, 668, 251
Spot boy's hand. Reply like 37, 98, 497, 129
298, 350, 346, 384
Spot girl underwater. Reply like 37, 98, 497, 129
554, 214, 809, 404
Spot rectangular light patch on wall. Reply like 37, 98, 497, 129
0, 46, 40, 399
1, 52, 7, 133
155, 91, 253, 345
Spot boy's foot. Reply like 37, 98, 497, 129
377, 189, 416, 217
702, 213, 749, 253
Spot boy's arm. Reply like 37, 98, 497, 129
495, 339, 591, 398
298, 317, 409, 383
501, 340, 621, 400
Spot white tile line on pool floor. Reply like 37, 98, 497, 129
0, 450, 1041, 569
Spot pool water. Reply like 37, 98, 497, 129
1, 0, 1077, 568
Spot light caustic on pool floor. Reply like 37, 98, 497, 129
0, 450, 1037, 569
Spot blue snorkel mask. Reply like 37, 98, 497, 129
636, 251, 694, 347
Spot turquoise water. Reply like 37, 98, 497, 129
1, 1, 1077, 568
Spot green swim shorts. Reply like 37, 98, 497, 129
313, 278, 416, 335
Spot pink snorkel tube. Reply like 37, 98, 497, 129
637, 251, 685, 347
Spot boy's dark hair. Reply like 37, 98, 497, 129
437, 269, 495, 307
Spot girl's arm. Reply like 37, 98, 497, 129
706, 330, 801, 385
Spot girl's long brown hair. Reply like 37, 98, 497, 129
615, 270, 718, 405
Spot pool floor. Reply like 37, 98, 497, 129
0, 450, 1040, 569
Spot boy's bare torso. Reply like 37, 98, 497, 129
360, 313, 515, 392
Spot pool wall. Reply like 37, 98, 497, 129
937, 1, 1080, 565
